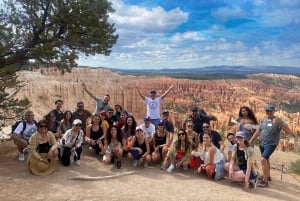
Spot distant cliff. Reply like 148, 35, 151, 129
15, 67, 300, 135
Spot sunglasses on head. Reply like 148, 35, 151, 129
74, 124, 82, 127
39, 125, 48, 128
178, 132, 185, 136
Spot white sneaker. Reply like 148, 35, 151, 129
75, 160, 81, 165
167, 164, 175, 173
133, 160, 138, 167
18, 152, 25, 161
143, 162, 148, 168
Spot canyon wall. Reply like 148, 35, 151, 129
15, 67, 300, 135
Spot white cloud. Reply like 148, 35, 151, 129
211, 6, 248, 22
171, 32, 204, 42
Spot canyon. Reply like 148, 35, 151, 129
14, 66, 300, 136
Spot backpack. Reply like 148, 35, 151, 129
11, 120, 38, 136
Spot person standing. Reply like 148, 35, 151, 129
72, 101, 92, 135
46, 100, 64, 122
136, 85, 173, 125
250, 104, 293, 187
82, 83, 112, 114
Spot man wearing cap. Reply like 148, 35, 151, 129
250, 104, 293, 187
161, 110, 174, 134
183, 106, 217, 134
82, 82, 112, 114
136, 85, 173, 125
139, 116, 156, 140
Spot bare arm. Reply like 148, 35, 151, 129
82, 82, 97, 101
219, 140, 225, 152
275, 118, 293, 135
160, 85, 173, 99
136, 86, 146, 100
249, 130, 260, 145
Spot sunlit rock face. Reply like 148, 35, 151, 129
15, 67, 300, 135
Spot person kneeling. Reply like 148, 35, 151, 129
59, 119, 84, 166
28, 120, 58, 176
224, 131, 258, 191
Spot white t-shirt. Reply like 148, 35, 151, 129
145, 97, 162, 119
139, 123, 156, 139
14, 122, 38, 140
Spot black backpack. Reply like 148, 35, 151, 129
11, 120, 38, 136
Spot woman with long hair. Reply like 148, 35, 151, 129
103, 125, 125, 169
164, 129, 192, 173
85, 114, 107, 155
228, 106, 258, 140
121, 115, 137, 151
197, 132, 225, 180
60, 110, 74, 134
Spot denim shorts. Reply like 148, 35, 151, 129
259, 144, 277, 160
239, 165, 257, 180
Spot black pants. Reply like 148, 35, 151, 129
60, 146, 82, 166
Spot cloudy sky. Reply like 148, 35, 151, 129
6, 0, 300, 69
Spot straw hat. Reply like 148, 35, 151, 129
29, 153, 57, 176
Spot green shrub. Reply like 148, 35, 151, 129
290, 160, 300, 174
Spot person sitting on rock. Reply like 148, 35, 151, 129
82, 82, 112, 114
136, 84, 173, 126
11, 110, 38, 161
28, 119, 58, 176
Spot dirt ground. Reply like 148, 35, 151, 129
0, 140, 299, 201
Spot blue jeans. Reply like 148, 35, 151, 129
151, 119, 160, 126
259, 144, 277, 160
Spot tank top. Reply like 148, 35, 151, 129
133, 137, 147, 154
37, 141, 51, 153
154, 132, 166, 146
90, 125, 103, 140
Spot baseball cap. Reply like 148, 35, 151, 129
73, 119, 82, 125
191, 106, 198, 111
162, 110, 169, 115
157, 119, 165, 126
136, 126, 143, 131
235, 131, 246, 138
144, 116, 151, 121
265, 104, 275, 111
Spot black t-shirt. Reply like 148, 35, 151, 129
185, 114, 211, 134
199, 130, 222, 149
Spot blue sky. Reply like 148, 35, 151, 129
78, 0, 300, 69
3, 0, 300, 69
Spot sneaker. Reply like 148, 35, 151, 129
116, 161, 121, 169
75, 160, 81, 165
133, 160, 138, 167
257, 180, 268, 188
143, 162, 148, 168
249, 178, 258, 189
18, 152, 25, 161
167, 164, 175, 173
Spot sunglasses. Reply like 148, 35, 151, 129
187, 125, 193, 128
39, 125, 48, 128
157, 124, 164, 126
192, 110, 198, 112
203, 126, 210, 129
74, 124, 82, 127
178, 133, 185, 136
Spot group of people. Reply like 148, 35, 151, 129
10, 83, 294, 191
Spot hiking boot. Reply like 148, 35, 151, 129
18, 152, 25, 161
143, 162, 148, 168
167, 164, 175, 173
116, 161, 121, 169
133, 160, 138, 167
257, 180, 268, 188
